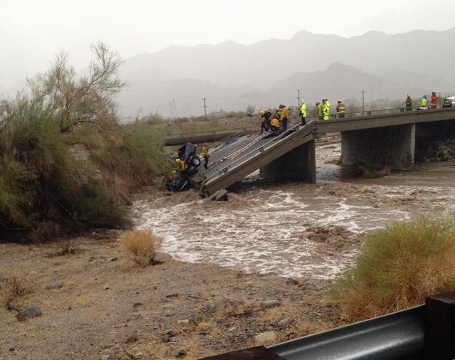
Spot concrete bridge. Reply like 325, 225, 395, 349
185, 107, 455, 196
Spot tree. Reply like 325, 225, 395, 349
27, 41, 126, 132
246, 105, 256, 117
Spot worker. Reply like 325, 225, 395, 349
336, 100, 346, 119
430, 91, 439, 109
202, 143, 209, 170
270, 113, 280, 132
300, 100, 307, 125
405, 94, 412, 111
421, 95, 428, 109
176, 158, 186, 172
279, 104, 289, 130
322, 99, 330, 121
314, 101, 322, 120
259, 109, 272, 134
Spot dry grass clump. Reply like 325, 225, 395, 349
0, 274, 34, 308
331, 216, 455, 321
54, 240, 78, 256
122, 229, 163, 266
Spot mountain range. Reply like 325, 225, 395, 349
117, 28, 455, 117
15, 29, 455, 118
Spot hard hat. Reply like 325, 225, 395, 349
301, 100, 305, 103
203, 143, 207, 146
337, 100, 342, 103
175, 159, 180, 163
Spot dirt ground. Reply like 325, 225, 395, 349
0, 231, 338, 360
3, 136, 455, 360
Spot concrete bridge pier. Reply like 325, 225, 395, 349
260, 140, 316, 183
341, 124, 416, 170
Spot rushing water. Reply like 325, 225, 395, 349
132, 140, 455, 279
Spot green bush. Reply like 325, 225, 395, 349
0, 43, 166, 241
331, 216, 455, 321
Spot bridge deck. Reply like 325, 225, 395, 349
190, 122, 315, 195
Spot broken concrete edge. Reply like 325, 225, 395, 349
201, 189, 228, 205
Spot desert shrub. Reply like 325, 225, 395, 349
122, 229, 164, 266
246, 105, 256, 117
0, 274, 34, 308
331, 216, 455, 321
125, 333, 139, 343
0, 43, 133, 241
53, 240, 78, 256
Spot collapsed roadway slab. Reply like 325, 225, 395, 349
198, 123, 316, 196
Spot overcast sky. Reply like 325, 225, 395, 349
1, 0, 454, 90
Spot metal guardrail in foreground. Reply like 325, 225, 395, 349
269, 305, 424, 360
200, 291, 455, 360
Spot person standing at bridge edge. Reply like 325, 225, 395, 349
430, 91, 439, 109
202, 143, 209, 170
421, 95, 428, 109
280, 104, 289, 130
259, 109, 271, 134
336, 100, 346, 118
315, 101, 323, 120
322, 99, 330, 120
300, 100, 307, 125
405, 94, 412, 111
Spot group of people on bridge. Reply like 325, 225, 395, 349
259, 99, 347, 134
406, 92, 440, 111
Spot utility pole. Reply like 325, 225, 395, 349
203, 98, 208, 120
361, 90, 365, 115
297, 90, 301, 108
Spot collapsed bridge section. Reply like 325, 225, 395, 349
190, 122, 316, 196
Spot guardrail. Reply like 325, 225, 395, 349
164, 107, 451, 141
164, 127, 258, 139
200, 290, 455, 360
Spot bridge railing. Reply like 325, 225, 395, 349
321, 106, 441, 121
165, 126, 257, 139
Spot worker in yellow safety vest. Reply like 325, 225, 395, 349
270, 112, 281, 132
202, 143, 209, 170
300, 100, 307, 125
420, 95, 428, 109
315, 102, 322, 119
322, 99, 330, 120
279, 104, 289, 130
336, 100, 346, 119
176, 158, 186, 172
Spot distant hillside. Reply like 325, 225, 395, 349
227, 63, 448, 110
117, 28, 455, 117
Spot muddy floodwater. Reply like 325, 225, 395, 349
132, 137, 455, 280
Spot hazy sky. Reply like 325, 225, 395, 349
1, 0, 454, 90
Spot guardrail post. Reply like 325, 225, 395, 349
199, 346, 285, 360
425, 291, 455, 360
